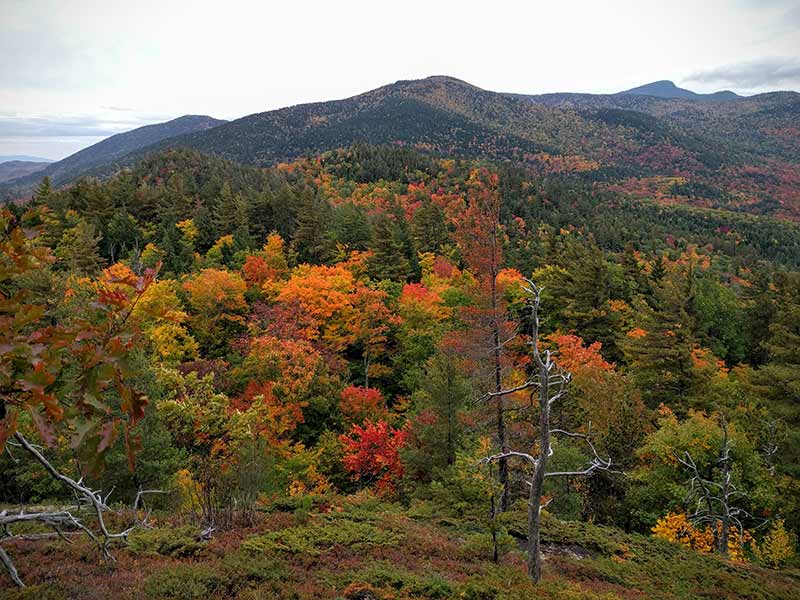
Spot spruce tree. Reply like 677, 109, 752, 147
54, 219, 106, 275
368, 213, 410, 281
292, 189, 332, 264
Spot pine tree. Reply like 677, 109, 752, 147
292, 189, 332, 264
409, 353, 471, 474
32, 176, 52, 206
410, 200, 449, 254
623, 268, 696, 409
759, 272, 800, 421
368, 213, 410, 281
543, 237, 619, 360
54, 219, 106, 275
333, 202, 372, 251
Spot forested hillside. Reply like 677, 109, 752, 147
1, 144, 799, 598
5, 76, 798, 223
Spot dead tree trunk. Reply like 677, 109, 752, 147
483, 279, 612, 582
489, 228, 510, 512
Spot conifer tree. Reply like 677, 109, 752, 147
54, 219, 106, 275
369, 213, 410, 281
293, 189, 332, 264
623, 268, 696, 409
410, 200, 449, 254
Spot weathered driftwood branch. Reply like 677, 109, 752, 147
0, 433, 164, 587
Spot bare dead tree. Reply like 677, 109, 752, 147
482, 279, 612, 582
0, 432, 163, 588
675, 416, 753, 556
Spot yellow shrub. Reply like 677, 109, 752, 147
652, 512, 752, 560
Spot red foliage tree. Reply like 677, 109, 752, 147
339, 419, 407, 495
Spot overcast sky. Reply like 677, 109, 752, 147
2, 0, 799, 160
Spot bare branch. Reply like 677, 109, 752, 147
481, 451, 539, 468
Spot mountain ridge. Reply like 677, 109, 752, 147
0, 160, 50, 183
3, 114, 226, 191
4, 76, 799, 220
0, 155, 54, 164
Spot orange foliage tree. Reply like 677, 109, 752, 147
339, 386, 387, 424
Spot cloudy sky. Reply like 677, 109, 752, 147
2, 0, 799, 160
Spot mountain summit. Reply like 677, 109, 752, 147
618, 80, 740, 101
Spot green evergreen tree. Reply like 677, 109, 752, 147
410, 200, 449, 254
292, 189, 332, 264
54, 219, 106, 275
332, 202, 372, 251
404, 354, 471, 480
623, 268, 696, 409
368, 213, 410, 281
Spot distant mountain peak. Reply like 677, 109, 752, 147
619, 80, 741, 101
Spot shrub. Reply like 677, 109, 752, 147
0, 585, 68, 600
460, 531, 517, 561
128, 526, 207, 558
242, 517, 400, 556
753, 519, 797, 569
220, 550, 288, 585
342, 561, 453, 600
406, 573, 453, 599
145, 564, 224, 599
342, 582, 387, 600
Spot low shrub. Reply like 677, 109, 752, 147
0, 585, 68, 600
221, 550, 287, 586
460, 530, 517, 561
145, 563, 224, 599
242, 517, 401, 556
128, 526, 207, 558
341, 561, 453, 600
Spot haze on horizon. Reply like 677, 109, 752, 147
2, 0, 799, 160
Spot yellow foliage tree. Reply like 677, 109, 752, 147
753, 520, 796, 569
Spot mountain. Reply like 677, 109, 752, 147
111, 76, 567, 168
5, 76, 799, 220
618, 80, 741, 101
2, 114, 226, 192
117, 75, 800, 220
0, 155, 54, 164
0, 160, 50, 183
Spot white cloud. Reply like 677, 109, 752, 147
686, 56, 800, 91
1, 0, 798, 158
